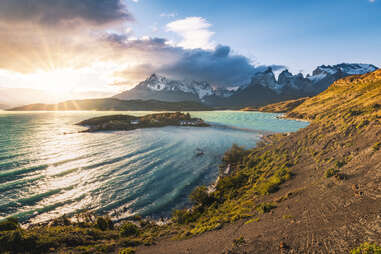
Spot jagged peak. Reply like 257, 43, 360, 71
313, 63, 378, 76
279, 69, 293, 77
147, 73, 167, 82
264, 67, 273, 73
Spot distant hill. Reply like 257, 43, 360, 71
0, 87, 116, 108
7, 98, 211, 111
241, 97, 308, 113
0, 104, 9, 110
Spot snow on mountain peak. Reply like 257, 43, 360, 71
313, 63, 378, 76
142, 74, 213, 99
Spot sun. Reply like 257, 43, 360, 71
27, 68, 82, 96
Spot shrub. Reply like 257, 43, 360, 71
95, 216, 113, 231
190, 186, 214, 207
256, 203, 276, 214
172, 209, 200, 224
372, 142, 381, 151
119, 247, 136, 254
257, 168, 290, 195
350, 242, 381, 254
325, 168, 339, 178
0, 218, 19, 231
119, 222, 139, 237
335, 160, 346, 168
233, 236, 246, 247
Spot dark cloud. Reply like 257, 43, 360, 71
106, 38, 285, 87
0, 0, 132, 27
158, 45, 259, 87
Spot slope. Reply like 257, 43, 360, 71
137, 71, 381, 253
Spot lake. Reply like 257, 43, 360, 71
0, 111, 308, 224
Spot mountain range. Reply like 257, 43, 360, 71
114, 63, 378, 107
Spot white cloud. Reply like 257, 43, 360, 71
166, 17, 215, 50
369, 0, 375, 2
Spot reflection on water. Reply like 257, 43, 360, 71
0, 111, 308, 223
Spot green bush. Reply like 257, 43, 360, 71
256, 203, 276, 214
119, 247, 136, 254
190, 186, 214, 207
325, 168, 339, 178
351, 242, 381, 254
119, 222, 139, 237
372, 142, 381, 151
95, 216, 113, 231
172, 209, 200, 224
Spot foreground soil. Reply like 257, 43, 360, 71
138, 71, 381, 253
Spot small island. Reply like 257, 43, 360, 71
77, 112, 210, 132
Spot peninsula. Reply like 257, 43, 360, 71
77, 112, 209, 132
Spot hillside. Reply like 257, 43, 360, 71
7, 98, 211, 111
0, 71, 380, 253
241, 97, 308, 113
137, 70, 381, 253
0, 104, 9, 110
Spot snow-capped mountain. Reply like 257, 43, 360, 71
114, 74, 214, 102
114, 63, 378, 107
312, 63, 378, 76
248, 63, 378, 95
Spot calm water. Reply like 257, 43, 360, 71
0, 111, 308, 224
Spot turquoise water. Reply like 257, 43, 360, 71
0, 111, 308, 224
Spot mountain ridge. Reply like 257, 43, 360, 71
114, 63, 378, 107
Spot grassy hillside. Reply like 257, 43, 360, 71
241, 97, 308, 113
7, 98, 211, 111
1, 71, 380, 253
288, 70, 381, 121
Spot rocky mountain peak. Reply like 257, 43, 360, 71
251, 68, 278, 90
312, 63, 378, 76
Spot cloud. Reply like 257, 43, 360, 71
107, 38, 285, 88
0, 5, 282, 92
0, 0, 132, 27
158, 45, 285, 87
166, 17, 215, 50
0, 0, 134, 74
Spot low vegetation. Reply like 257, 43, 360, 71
351, 242, 381, 254
77, 112, 209, 132
241, 97, 308, 113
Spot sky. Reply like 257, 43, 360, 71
0, 0, 380, 99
